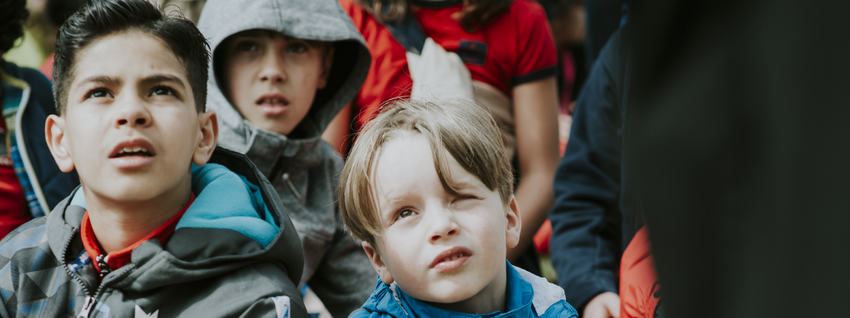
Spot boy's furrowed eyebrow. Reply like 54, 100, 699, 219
78, 75, 122, 86
140, 74, 187, 89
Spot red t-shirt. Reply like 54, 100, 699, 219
339, 0, 558, 128
81, 194, 195, 274
0, 118, 30, 238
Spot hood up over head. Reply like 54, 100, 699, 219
197, 0, 370, 159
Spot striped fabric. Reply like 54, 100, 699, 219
1, 71, 44, 218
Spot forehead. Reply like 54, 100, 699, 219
372, 133, 487, 203
70, 31, 189, 89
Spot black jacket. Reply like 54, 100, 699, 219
548, 26, 635, 311
1, 60, 79, 215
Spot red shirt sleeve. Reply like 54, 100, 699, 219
0, 119, 30, 238
511, 0, 558, 86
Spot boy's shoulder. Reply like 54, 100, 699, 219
512, 266, 578, 318
0, 216, 52, 265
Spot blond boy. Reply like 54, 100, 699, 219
340, 99, 578, 318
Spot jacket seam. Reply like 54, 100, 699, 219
14, 85, 50, 214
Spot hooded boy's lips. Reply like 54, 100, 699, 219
431, 246, 473, 272
108, 138, 156, 169
255, 93, 290, 116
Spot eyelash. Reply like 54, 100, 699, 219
286, 42, 308, 53
452, 194, 479, 203
236, 41, 259, 52
394, 209, 417, 221
85, 88, 112, 99
151, 85, 179, 98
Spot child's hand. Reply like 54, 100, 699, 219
583, 292, 620, 318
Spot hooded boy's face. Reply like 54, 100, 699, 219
221, 30, 333, 136
45, 31, 217, 208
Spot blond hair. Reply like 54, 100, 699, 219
339, 99, 514, 248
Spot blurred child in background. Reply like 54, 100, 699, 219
334, 0, 561, 276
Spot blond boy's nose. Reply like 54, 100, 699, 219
429, 211, 459, 242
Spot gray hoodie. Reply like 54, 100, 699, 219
197, 0, 374, 316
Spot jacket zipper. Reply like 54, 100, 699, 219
60, 227, 132, 318
58, 228, 95, 317
96, 255, 110, 277
281, 173, 302, 200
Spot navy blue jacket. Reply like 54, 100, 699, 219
1, 60, 79, 214
548, 27, 635, 311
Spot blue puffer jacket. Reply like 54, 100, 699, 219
351, 262, 578, 318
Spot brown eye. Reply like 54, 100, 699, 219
86, 88, 112, 99
237, 41, 258, 52
151, 86, 175, 96
286, 42, 307, 54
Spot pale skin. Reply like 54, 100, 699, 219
45, 31, 218, 253
506, 76, 560, 261
585, 292, 620, 318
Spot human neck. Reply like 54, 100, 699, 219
426, 263, 508, 314
83, 180, 192, 253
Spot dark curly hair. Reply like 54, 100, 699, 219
0, 0, 29, 54
53, 0, 210, 114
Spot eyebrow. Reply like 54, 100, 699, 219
78, 75, 122, 86
140, 74, 187, 90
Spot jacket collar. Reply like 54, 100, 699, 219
364, 261, 536, 318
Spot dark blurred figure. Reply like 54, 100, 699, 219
0, 0, 79, 237
38, 0, 89, 80
628, 0, 850, 317
584, 0, 624, 68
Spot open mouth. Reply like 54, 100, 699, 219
256, 97, 289, 106
255, 94, 290, 116
438, 252, 470, 263
112, 146, 154, 158
431, 247, 473, 272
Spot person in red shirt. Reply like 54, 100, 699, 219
330, 0, 561, 273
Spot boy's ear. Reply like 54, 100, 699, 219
316, 45, 335, 89
362, 241, 394, 285
192, 111, 218, 166
505, 195, 522, 249
45, 115, 75, 172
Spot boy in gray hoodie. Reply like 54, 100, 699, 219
197, 0, 374, 316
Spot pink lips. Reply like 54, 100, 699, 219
431, 247, 473, 272
108, 139, 156, 169
255, 93, 290, 116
